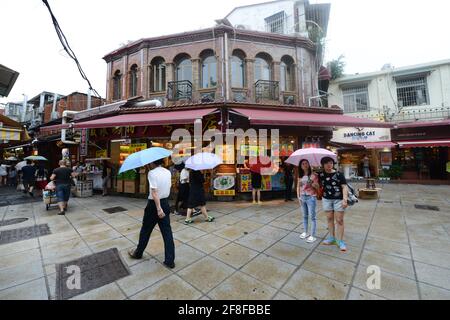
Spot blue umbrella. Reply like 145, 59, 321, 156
118, 147, 173, 174
24, 155, 48, 161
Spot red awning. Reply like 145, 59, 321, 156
397, 140, 450, 148
41, 108, 217, 132
354, 142, 397, 149
231, 108, 393, 128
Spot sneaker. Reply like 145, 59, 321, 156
184, 218, 193, 225
128, 249, 143, 260
257, 201, 262, 205
322, 236, 337, 246
299, 232, 309, 239
338, 240, 348, 252
306, 236, 317, 243
252, 200, 257, 204
206, 216, 215, 222
57, 210, 65, 216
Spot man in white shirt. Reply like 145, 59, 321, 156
128, 158, 175, 268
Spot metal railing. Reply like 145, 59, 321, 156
167, 80, 192, 101
391, 108, 450, 122
255, 80, 279, 102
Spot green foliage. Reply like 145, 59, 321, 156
327, 55, 346, 80
117, 170, 138, 180
388, 164, 403, 180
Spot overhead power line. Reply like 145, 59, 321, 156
41, 0, 102, 99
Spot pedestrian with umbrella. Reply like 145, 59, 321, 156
21, 160, 37, 197
127, 147, 176, 269
183, 152, 220, 225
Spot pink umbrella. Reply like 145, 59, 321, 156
285, 148, 337, 167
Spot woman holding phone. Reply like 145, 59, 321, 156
297, 159, 320, 243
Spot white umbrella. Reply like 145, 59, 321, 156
6, 156, 18, 161
15, 161, 27, 170
286, 148, 337, 167
185, 152, 223, 171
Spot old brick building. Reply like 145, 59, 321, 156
43, 92, 103, 123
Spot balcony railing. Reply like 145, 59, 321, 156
255, 80, 279, 102
167, 80, 192, 101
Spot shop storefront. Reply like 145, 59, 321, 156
331, 127, 395, 179
392, 121, 450, 181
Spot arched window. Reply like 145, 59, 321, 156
176, 57, 192, 83
254, 54, 271, 82
231, 51, 245, 88
280, 56, 295, 91
113, 70, 122, 100
201, 54, 217, 88
129, 65, 138, 97
151, 57, 166, 92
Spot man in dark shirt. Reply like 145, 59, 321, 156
50, 160, 76, 215
282, 158, 294, 201
319, 157, 349, 252
21, 160, 37, 197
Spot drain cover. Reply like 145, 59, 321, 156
103, 207, 128, 214
415, 204, 440, 211
0, 224, 51, 245
0, 218, 29, 227
55, 248, 130, 300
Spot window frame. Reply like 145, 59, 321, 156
112, 71, 122, 101
396, 76, 429, 107
201, 55, 218, 89
151, 58, 166, 93
342, 85, 370, 113
129, 65, 138, 97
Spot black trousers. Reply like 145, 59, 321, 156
285, 175, 293, 200
136, 198, 175, 264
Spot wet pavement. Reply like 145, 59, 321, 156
0, 182, 449, 300
0, 187, 41, 207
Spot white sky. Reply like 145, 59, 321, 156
1, 0, 449, 104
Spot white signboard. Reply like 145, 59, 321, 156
332, 127, 391, 144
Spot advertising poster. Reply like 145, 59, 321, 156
215, 145, 235, 164
380, 152, 393, 166
271, 173, 286, 191
130, 143, 147, 153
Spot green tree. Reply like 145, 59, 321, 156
327, 55, 346, 80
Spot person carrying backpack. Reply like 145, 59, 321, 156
318, 157, 349, 253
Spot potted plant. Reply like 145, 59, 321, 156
388, 164, 403, 180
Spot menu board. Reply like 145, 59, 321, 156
240, 145, 265, 157
239, 174, 272, 192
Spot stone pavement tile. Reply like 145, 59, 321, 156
0, 238, 39, 257
360, 250, 415, 280
264, 242, 310, 266
364, 236, 412, 260
315, 242, 362, 263
76, 223, 113, 237
211, 243, 259, 269
0, 260, 45, 291
229, 209, 257, 219
213, 225, 248, 241
117, 259, 172, 297
130, 274, 202, 300
347, 287, 387, 300
241, 254, 296, 289
104, 214, 139, 229
302, 252, 356, 284
208, 271, 277, 300
39, 230, 81, 247
414, 261, 450, 290
270, 219, 299, 232
178, 256, 235, 293
119, 248, 152, 268
406, 240, 450, 254
246, 214, 278, 224
273, 292, 295, 300
0, 277, 48, 300
90, 236, 135, 253
43, 248, 93, 274
412, 246, 450, 269
156, 244, 205, 271
281, 269, 349, 300
41, 237, 88, 259
143, 237, 182, 257
82, 229, 123, 245
419, 282, 450, 300
280, 232, 318, 251
174, 226, 208, 243
215, 215, 244, 226
188, 234, 230, 254
115, 223, 143, 236
126, 209, 144, 219
170, 221, 189, 233
367, 230, 409, 245
352, 265, 419, 300
70, 282, 126, 300
233, 219, 265, 233
255, 225, 290, 241
236, 233, 279, 252
0, 248, 42, 271
191, 219, 227, 233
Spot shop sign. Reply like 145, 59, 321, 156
130, 143, 147, 153
239, 174, 272, 192
332, 127, 391, 143
213, 176, 235, 196
80, 129, 88, 156
96, 150, 107, 158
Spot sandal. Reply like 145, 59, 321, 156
206, 216, 215, 222
184, 218, 193, 225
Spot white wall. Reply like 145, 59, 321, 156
328, 61, 450, 122
227, 0, 299, 35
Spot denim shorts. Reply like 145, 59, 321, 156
56, 184, 71, 202
322, 198, 346, 212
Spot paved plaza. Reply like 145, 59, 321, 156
0, 183, 450, 300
